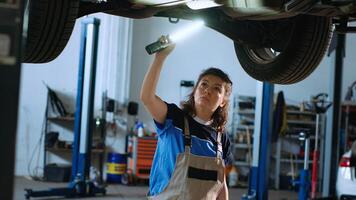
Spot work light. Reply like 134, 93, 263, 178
145, 20, 205, 54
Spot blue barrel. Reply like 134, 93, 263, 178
106, 152, 127, 183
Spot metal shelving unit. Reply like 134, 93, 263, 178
42, 90, 106, 182
43, 99, 75, 171
231, 95, 324, 190
230, 96, 255, 187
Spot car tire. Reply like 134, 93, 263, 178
23, 0, 79, 63
234, 15, 332, 84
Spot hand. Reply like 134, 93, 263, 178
155, 35, 176, 59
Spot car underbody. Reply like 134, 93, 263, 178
77, 0, 356, 19
23, 0, 356, 84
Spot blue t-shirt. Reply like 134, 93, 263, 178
148, 103, 233, 196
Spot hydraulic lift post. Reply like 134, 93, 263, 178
0, 1, 23, 200
322, 25, 346, 197
243, 82, 274, 200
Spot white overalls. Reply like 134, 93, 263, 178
148, 117, 226, 200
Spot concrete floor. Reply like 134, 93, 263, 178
14, 176, 298, 200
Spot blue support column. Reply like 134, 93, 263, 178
258, 83, 274, 200
71, 17, 100, 183
245, 82, 274, 200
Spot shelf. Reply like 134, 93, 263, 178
280, 158, 313, 164
237, 109, 315, 116
287, 110, 315, 115
237, 119, 316, 126
285, 134, 316, 140
342, 101, 356, 106
237, 116, 316, 126
234, 143, 252, 149
47, 116, 75, 122
272, 155, 314, 164
238, 109, 255, 115
342, 102, 356, 112
287, 120, 315, 125
234, 161, 250, 166
236, 125, 254, 130
46, 147, 104, 153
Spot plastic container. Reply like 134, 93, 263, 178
136, 121, 144, 137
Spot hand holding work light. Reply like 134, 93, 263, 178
145, 20, 205, 55
145, 35, 172, 55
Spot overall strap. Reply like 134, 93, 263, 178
216, 132, 223, 158
184, 117, 191, 153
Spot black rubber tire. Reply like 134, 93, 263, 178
234, 15, 333, 84
23, 0, 79, 63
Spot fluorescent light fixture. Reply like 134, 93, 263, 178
169, 20, 205, 43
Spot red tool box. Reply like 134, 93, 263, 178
123, 135, 157, 184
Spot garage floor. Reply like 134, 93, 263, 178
14, 176, 298, 200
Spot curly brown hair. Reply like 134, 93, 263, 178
181, 67, 232, 133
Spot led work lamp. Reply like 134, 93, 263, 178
145, 20, 205, 55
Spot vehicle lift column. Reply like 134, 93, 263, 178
25, 17, 106, 199
243, 82, 274, 200
69, 17, 105, 196
0, 1, 23, 200
322, 19, 347, 197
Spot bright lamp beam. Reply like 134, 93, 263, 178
169, 20, 205, 43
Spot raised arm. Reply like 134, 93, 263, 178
140, 38, 175, 124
